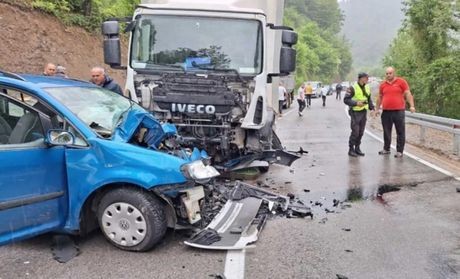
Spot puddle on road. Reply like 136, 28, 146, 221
301, 182, 418, 219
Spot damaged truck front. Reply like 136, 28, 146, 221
102, 0, 299, 171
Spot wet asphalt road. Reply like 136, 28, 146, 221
1, 96, 459, 279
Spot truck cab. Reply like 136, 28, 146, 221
103, 0, 298, 170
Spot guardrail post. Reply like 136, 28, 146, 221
454, 125, 460, 155
420, 126, 426, 144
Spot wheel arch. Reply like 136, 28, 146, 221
78, 183, 176, 236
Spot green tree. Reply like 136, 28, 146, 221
284, 1, 352, 84
384, 0, 460, 119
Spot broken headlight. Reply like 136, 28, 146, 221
181, 160, 220, 183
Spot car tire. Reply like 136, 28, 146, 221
97, 188, 167, 252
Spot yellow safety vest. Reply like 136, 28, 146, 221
352, 83, 370, 111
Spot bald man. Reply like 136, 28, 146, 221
375, 67, 415, 158
90, 66, 123, 95
43, 63, 56, 76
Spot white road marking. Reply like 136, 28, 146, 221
224, 249, 246, 279
364, 128, 460, 181
344, 106, 460, 181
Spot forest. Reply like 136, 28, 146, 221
8, 0, 460, 118
384, 0, 460, 119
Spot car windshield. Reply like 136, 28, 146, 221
45, 86, 142, 136
130, 15, 263, 75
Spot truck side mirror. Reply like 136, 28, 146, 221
280, 47, 296, 74
102, 21, 122, 67
282, 30, 298, 45
280, 30, 297, 74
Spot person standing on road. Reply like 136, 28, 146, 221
374, 67, 415, 158
297, 84, 306, 116
43, 63, 56, 76
336, 83, 343, 100
344, 72, 375, 157
305, 82, 313, 107
278, 82, 287, 117
90, 66, 124, 95
320, 85, 328, 107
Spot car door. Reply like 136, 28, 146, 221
0, 89, 68, 245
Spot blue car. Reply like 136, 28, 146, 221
0, 71, 219, 251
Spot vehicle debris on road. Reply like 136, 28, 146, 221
184, 181, 312, 250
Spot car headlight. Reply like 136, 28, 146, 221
181, 160, 220, 183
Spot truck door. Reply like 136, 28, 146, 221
0, 90, 67, 246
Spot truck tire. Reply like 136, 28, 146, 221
97, 188, 167, 252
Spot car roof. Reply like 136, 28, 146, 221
19, 74, 95, 88
0, 72, 97, 89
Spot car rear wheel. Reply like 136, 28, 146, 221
97, 188, 167, 252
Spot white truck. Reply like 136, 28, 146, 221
102, 0, 299, 171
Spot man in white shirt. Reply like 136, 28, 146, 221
320, 86, 328, 107
278, 83, 287, 117
297, 84, 306, 116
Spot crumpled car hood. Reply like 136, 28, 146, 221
111, 109, 208, 162
112, 109, 176, 150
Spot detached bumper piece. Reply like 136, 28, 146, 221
184, 181, 311, 250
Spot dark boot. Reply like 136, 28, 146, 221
348, 146, 358, 157
355, 146, 365, 156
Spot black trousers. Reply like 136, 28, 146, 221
297, 99, 306, 112
349, 110, 367, 147
306, 94, 312, 106
381, 110, 405, 152
279, 100, 284, 114
336, 90, 341, 100
321, 95, 326, 106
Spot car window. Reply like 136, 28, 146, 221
0, 94, 44, 145
60, 117, 88, 147
5, 88, 38, 108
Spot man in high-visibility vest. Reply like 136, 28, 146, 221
343, 72, 375, 157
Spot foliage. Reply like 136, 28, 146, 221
285, 1, 352, 85
31, 0, 140, 31
384, 0, 460, 119
339, 0, 405, 68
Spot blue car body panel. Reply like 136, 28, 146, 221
0, 74, 201, 245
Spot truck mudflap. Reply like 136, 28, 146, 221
184, 181, 312, 250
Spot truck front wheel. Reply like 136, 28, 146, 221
97, 188, 167, 252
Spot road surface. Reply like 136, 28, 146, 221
1, 96, 459, 279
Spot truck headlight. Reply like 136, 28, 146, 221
181, 160, 220, 183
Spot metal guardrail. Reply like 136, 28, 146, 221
405, 112, 460, 155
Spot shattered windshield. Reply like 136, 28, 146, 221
130, 15, 263, 75
45, 86, 142, 136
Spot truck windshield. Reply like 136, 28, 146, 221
45, 86, 142, 135
130, 15, 263, 75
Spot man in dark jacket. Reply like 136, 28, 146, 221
90, 66, 123, 95
343, 72, 375, 157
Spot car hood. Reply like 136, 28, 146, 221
112, 109, 175, 149
111, 109, 208, 162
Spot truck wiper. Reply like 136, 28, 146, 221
191, 63, 244, 82
151, 63, 185, 72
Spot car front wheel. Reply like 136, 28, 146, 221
97, 188, 167, 252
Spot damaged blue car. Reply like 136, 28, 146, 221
0, 71, 219, 251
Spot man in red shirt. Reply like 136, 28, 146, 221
375, 67, 416, 158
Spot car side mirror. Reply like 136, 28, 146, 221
46, 130, 75, 146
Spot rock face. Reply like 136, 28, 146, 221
0, 2, 126, 85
